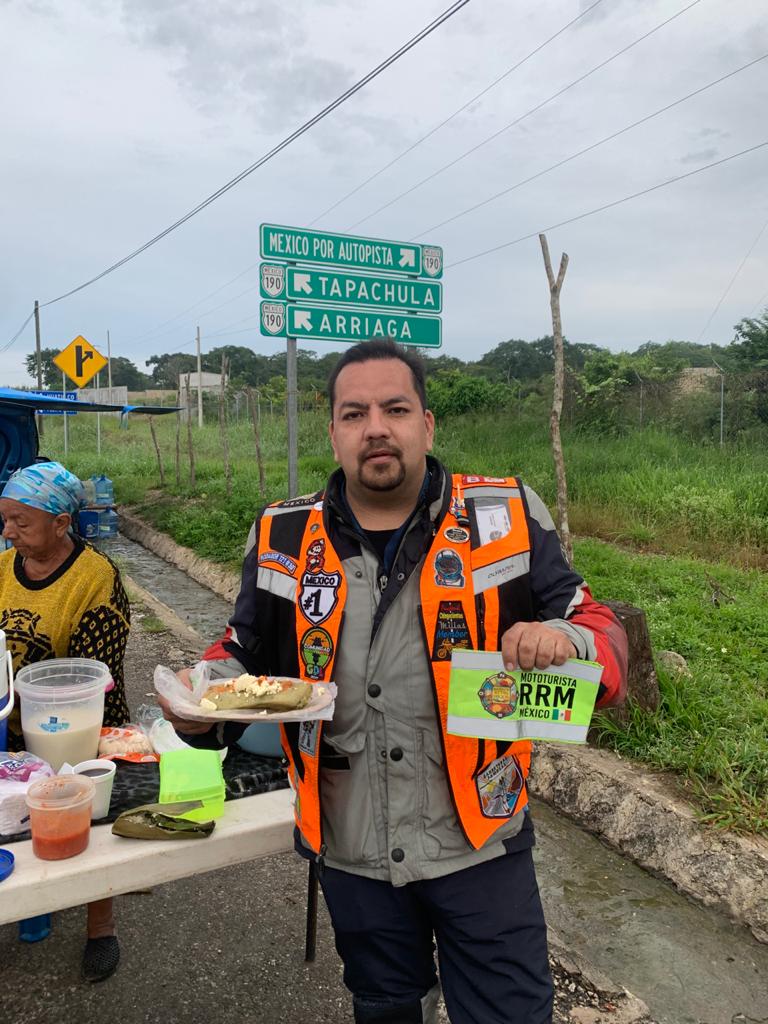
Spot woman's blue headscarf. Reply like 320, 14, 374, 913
1, 462, 85, 517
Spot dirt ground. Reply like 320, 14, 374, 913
1, 610, 650, 1024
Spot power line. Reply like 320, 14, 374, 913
125, 260, 262, 347
697, 212, 768, 342
347, 0, 703, 232
446, 141, 768, 270
416, 52, 768, 239
1, 309, 35, 354
308, 0, 606, 227
38, 0, 472, 309
748, 287, 768, 316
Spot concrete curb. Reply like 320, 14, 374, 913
123, 573, 206, 657
119, 508, 241, 602
529, 745, 768, 944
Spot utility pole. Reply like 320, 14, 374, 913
196, 326, 203, 428
34, 300, 43, 437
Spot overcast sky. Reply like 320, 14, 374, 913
1, 0, 767, 386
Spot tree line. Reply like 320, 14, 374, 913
24, 309, 768, 435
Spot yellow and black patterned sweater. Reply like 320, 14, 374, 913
0, 537, 130, 751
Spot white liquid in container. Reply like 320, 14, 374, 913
22, 705, 102, 771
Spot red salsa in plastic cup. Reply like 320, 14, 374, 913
25, 775, 95, 861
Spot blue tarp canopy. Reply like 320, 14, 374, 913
0, 388, 179, 415
0, 388, 179, 487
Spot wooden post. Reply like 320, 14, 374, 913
539, 233, 573, 567
196, 326, 204, 428
184, 379, 196, 489
174, 407, 181, 488
246, 386, 267, 502
148, 416, 165, 487
219, 356, 232, 498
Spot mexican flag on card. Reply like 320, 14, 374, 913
447, 651, 603, 744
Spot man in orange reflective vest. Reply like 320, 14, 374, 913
163, 339, 627, 1024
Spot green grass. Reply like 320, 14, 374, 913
41, 409, 768, 567
37, 409, 768, 831
577, 539, 768, 833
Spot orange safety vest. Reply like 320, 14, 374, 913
261, 475, 534, 854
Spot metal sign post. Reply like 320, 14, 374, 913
62, 372, 69, 458
286, 337, 298, 498
96, 372, 101, 456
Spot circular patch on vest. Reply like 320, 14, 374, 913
300, 626, 334, 680
444, 526, 469, 544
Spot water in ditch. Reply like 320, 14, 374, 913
111, 531, 768, 1024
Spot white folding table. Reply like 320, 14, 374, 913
0, 789, 295, 924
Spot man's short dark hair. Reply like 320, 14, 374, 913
327, 339, 427, 413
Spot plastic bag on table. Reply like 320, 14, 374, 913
0, 752, 55, 834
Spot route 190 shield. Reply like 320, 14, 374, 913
260, 300, 285, 336
260, 263, 285, 298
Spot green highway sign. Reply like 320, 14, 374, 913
260, 300, 441, 348
260, 264, 442, 313
260, 223, 443, 280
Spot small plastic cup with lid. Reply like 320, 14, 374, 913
25, 775, 95, 861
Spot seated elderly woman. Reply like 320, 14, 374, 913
0, 461, 130, 982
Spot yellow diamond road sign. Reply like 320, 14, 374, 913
53, 336, 107, 388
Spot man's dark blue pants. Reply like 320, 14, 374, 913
319, 847, 553, 1023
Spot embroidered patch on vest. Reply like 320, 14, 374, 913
431, 600, 473, 660
299, 539, 341, 625
476, 755, 523, 818
298, 719, 320, 757
300, 626, 334, 680
443, 525, 469, 544
434, 548, 465, 588
279, 493, 320, 509
478, 672, 519, 718
258, 551, 298, 574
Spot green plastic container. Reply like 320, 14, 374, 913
158, 749, 225, 822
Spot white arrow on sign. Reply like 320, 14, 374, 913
294, 272, 312, 295
294, 310, 313, 331
398, 248, 416, 269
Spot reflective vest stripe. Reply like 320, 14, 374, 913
256, 565, 298, 602
472, 551, 531, 594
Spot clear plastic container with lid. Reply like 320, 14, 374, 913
26, 774, 95, 860
15, 659, 110, 771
